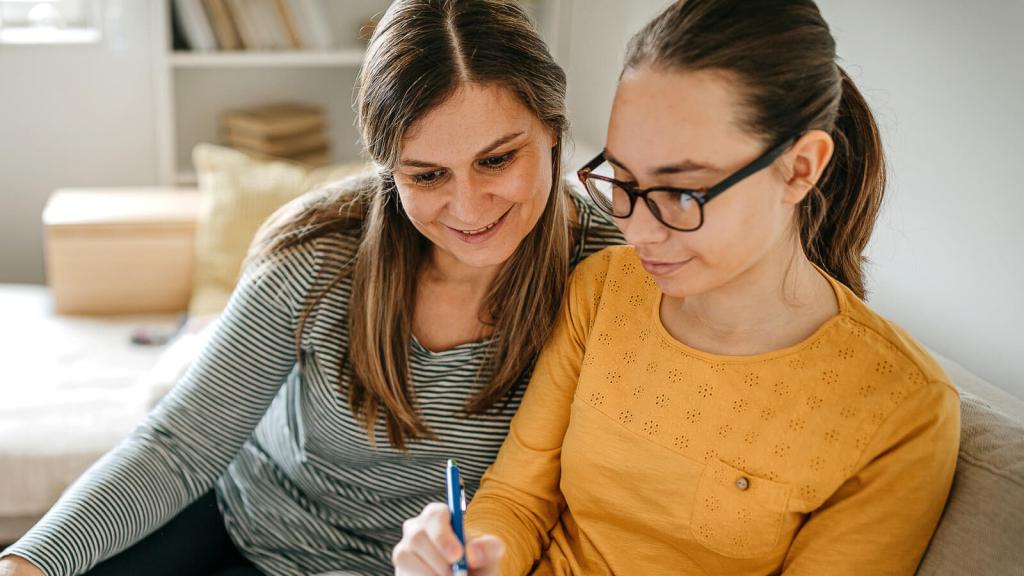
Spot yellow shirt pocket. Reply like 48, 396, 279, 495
690, 458, 792, 559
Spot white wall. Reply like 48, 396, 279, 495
562, 0, 670, 165
559, 0, 1024, 398
818, 0, 1024, 399
1, 0, 1020, 398
0, 1, 158, 284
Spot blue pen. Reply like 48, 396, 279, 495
446, 459, 469, 576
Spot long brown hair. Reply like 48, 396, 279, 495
250, 0, 572, 449
625, 0, 885, 298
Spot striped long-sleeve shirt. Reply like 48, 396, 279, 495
3, 190, 622, 575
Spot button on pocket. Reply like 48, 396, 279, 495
690, 458, 791, 558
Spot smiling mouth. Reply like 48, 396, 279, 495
450, 208, 512, 236
639, 256, 695, 276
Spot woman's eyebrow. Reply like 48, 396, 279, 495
606, 150, 717, 176
399, 131, 526, 169
477, 131, 525, 156
604, 151, 633, 175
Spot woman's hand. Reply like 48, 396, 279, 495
0, 556, 45, 576
392, 503, 505, 576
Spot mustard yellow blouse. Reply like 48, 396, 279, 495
466, 246, 960, 575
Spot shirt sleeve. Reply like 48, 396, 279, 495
782, 380, 961, 575
464, 250, 610, 575
1, 242, 321, 576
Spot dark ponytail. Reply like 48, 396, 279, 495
802, 67, 885, 298
625, 0, 886, 298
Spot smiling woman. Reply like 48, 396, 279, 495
0, 1, 622, 575
395, 84, 556, 273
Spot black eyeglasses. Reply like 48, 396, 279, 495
576, 137, 797, 232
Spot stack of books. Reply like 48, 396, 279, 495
221, 103, 331, 167
172, 0, 337, 52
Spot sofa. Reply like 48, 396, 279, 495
1, 144, 367, 544
1, 146, 1021, 574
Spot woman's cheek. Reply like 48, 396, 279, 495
508, 150, 550, 202
397, 187, 442, 223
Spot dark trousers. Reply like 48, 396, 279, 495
82, 491, 261, 576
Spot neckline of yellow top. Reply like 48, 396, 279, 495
647, 261, 850, 364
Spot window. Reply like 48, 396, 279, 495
0, 0, 105, 45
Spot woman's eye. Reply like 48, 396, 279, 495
479, 151, 515, 170
411, 170, 446, 186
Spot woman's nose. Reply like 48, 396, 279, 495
621, 198, 671, 246
447, 174, 489, 225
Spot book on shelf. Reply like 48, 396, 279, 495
288, 0, 335, 50
201, 0, 242, 50
223, 0, 254, 49
242, 0, 278, 50
264, 0, 295, 50
274, 0, 304, 49
172, 0, 336, 52
169, 0, 191, 50
174, 0, 217, 51
222, 103, 324, 137
223, 129, 329, 157
221, 102, 332, 166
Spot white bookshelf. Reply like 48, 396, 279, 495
168, 49, 367, 68
152, 0, 567, 186
152, 0, 390, 185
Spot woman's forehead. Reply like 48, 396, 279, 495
400, 84, 542, 163
607, 67, 758, 172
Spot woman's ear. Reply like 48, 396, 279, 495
782, 129, 834, 205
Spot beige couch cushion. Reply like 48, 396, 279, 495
190, 144, 366, 316
0, 285, 177, 544
917, 356, 1024, 574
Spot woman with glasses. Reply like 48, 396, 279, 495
0, 1, 623, 575
393, 0, 960, 574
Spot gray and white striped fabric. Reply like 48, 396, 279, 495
3, 192, 622, 576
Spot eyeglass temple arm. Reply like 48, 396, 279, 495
699, 137, 796, 204
578, 151, 607, 180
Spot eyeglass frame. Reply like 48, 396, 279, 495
576, 136, 798, 232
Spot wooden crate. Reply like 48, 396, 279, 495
42, 188, 200, 315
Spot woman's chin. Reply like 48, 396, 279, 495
450, 244, 519, 269
653, 271, 713, 301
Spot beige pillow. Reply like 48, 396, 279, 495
190, 143, 367, 315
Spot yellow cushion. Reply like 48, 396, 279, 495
189, 143, 367, 316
